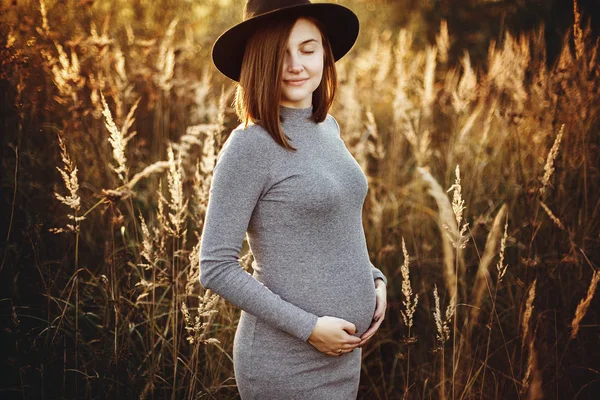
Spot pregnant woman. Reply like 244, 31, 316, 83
199, 1, 388, 398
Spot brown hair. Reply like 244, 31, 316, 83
233, 15, 337, 152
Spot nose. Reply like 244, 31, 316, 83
286, 52, 304, 73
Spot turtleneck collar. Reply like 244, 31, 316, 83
279, 104, 315, 124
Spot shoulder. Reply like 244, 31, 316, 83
225, 123, 272, 149
325, 114, 341, 137
326, 114, 340, 132
216, 123, 278, 168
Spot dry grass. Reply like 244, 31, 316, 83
1, 0, 599, 399
570, 271, 600, 340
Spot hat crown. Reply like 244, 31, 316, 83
214, 0, 359, 82
244, 0, 312, 20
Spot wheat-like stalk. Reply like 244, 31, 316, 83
486, 31, 529, 108
393, 29, 419, 145
138, 210, 154, 270
452, 50, 478, 114
570, 271, 600, 340
364, 109, 386, 162
200, 128, 218, 176
180, 289, 220, 346
349, 110, 367, 173
497, 221, 509, 283
100, 91, 139, 182
433, 284, 456, 347
457, 102, 483, 143
433, 284, 445, 346
38, 0, 50, 38
403, 118, 433, 166
42, 41, 85, 102
156, 180, 169, 249
478, 96, 497, 146
400, 238, 418, 330
166, 144, 188, 235
399, 237, 419, 393
471, 204, 507, 323
435, 19, 449, 64
446, 165, 469, 249
539, 201, 566, 230
421, 46, 437, 117
134, 277, 159, 304
337, 67, 363, 140
573, 0, 584, 61
374, 34, 394, 87
479, 216, 511, 396
540, 124, 564, 197
193, 161, 210, 222
172, 123, 220, 166
127, 161, 170, 191
586, 25, 599, 72
186, 240, 201, 296
418, 167, 458, 297
114, 46, 128, 89
355, 30, 394, 89
50, 134, 84, 234
522, 278, 537, 348
156, 18, 178, 91
521, 333, 543, 399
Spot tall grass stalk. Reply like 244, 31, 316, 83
446, 164, 469, 399
479, 217, 509, 399
399, 238, 418, 395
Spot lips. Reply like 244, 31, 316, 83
284, 78, 308, 86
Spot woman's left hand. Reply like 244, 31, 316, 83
359, 278, 387, 346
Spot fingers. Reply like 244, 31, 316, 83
374, 298, 387, 319
359, 333, 374, 346
376, 303, 387, 318
318, 317, 377, 356
324, 335, 362, 357
345, 335, 361, 345
342, 321, 357, 335
360, 325, 378, 341
362, 296, 387, 342
361, 315, 384, 339
326, 345, 360, 357
343, 342, 360, 352
359, 317, 384, 345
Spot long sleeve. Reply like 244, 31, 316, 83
370, 262, 388, 286
199, 128, 319, 342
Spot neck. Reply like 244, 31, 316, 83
279, 104, 314, 121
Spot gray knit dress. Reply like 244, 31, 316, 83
199, 104, 388, 399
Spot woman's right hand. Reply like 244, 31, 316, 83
307, 316, 362, 356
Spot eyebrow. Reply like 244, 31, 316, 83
291, 39, 318, 46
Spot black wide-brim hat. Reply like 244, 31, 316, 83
212, 0, 360, 82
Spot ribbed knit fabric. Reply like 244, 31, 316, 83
199, 104, 388, 399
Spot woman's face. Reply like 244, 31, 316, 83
280, 17, 324, 109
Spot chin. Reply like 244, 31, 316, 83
282, 96, 312, 106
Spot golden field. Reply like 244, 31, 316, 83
1, 0, 599, 399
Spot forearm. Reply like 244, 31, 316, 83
199, 258, 318, 341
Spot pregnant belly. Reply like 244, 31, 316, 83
254, 261, 377, 337
312, 273, 377, 337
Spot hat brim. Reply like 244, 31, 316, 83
211, 3, 359, 82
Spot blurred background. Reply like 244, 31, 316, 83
1, 0, 599, 399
